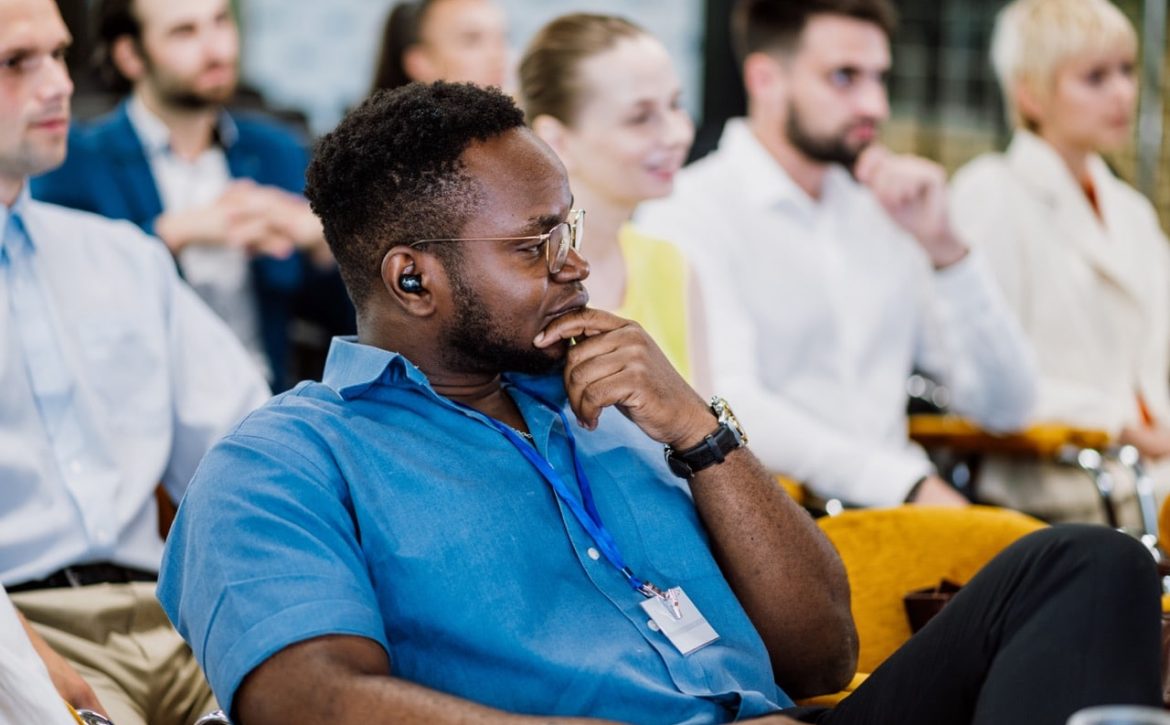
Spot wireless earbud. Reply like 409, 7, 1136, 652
398, 274, 423, 293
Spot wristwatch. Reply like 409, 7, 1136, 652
664, 397, 748, 479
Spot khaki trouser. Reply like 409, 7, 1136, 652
10, 582, 217, 725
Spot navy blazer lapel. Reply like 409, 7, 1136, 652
104, 103, 165, 225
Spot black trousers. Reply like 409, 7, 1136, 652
782, 525, 1163, 725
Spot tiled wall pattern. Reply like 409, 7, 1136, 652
239, 0, 703, 137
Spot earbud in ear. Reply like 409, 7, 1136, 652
398, 274, 423, 293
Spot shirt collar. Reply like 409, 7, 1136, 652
717, 118, 854, 213
0, 185, 34, 262
127, 94, 240, 157
321, 336, 569, 408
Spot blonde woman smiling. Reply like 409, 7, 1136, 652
519, 14, 710, 391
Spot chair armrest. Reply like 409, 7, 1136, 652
908, 414, 1111, 458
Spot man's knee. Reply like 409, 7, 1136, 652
1013, 525, 1159, 596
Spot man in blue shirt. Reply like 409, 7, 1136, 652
159, 81, 1162, 724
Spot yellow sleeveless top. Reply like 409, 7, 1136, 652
614, 224, 693, 383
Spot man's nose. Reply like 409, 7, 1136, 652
37, 54, 73, 104
856, 79, 889, 121
553, 246, 590, 283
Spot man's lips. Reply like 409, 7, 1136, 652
31, 117, 68, 132
546, 292, 590, 321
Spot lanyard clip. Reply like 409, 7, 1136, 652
638, 580, 683, 620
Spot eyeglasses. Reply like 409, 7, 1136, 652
411, 209, 585, 274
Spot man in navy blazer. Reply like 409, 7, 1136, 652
32, 0, 350, 390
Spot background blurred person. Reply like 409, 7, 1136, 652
519, 13, 709, 389
31, 0, 352, 391
637, 0, 1036, 509
369, 0, 509, 93
950, 0, 1170, 524
0, 0, 269, 721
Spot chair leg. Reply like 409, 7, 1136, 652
1059, 446, 1120, 529
1114, 444, 1161, 541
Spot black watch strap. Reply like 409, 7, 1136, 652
665, 423, 741, 479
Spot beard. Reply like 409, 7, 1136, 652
785, 101, 873, 168
439, 261, 563, 377
145, 60, 237, 111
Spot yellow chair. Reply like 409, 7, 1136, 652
908, 414, 1161, 536
799, 505, 1047, 705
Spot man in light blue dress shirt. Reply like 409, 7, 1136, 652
0, 0, 269, 723
159, 82, 1161, 724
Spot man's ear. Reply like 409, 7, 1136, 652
380, 247, 442, 316
531, 114, 575, 174
402, 44, 438, 84
743, 51, 786, 108
111, 35, 146, 84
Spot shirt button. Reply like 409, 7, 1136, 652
586, 547, 601, 561
95, 528, 111, 543
69, 460, 82, 474
647, 620, 660, 632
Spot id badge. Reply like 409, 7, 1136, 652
639, 586, 719, 656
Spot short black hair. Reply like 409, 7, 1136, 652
92, 0, 141, 94
731, 0, 898, 65
305, 81, 526, 309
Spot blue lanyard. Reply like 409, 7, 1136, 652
467, 388, 662, 600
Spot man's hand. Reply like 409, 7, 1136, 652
743, 716, 804, 724
154, 180, 296, 258
854, 145, 967, 269
534, 307, 712, 448
18, 611, 107, 715
908, 474, 968, 507
1120, 426, 1170, 460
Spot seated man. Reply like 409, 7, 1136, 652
637, 0, 1038, 509
0, 0, 270, 722
159, 82, 1161, 725
31, 0, 353, 390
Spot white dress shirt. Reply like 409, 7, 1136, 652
0, 188, 270, 585
127, 95, 269, 380
638, 119, 1036, 506
0, 587, 74, 725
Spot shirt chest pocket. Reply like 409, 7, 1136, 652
74, 318, 169, 428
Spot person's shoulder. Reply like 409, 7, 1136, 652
951, 151, 1012, 196
227, 110, 308, 151
27, 199, 171, 271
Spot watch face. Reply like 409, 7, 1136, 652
712, 396, 748, 446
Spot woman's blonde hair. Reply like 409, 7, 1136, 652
518, 13, 647, 125
990, 0, 1137, 130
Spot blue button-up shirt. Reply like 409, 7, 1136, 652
159, 338, 794, 722
0, 187, 269, 584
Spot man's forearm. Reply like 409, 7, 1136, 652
237, 636, 625, 725
687, 447, 858, 698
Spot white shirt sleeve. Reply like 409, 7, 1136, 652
686, 239, 933, 507
155, 243, 272, 500
0, 588, 77, 725
913, 249, 1038, 432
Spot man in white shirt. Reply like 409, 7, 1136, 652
638, 0, 1037, 508
0, 0, 269, 722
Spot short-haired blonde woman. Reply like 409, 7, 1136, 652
951, 0, 1170, 524
518, 14, 709, 390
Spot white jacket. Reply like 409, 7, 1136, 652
951, 130, 1170, 522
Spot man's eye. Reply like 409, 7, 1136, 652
829, 70, 855, 88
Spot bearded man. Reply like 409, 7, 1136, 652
638, 0, 1038, 509
31, 0, 349, 390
